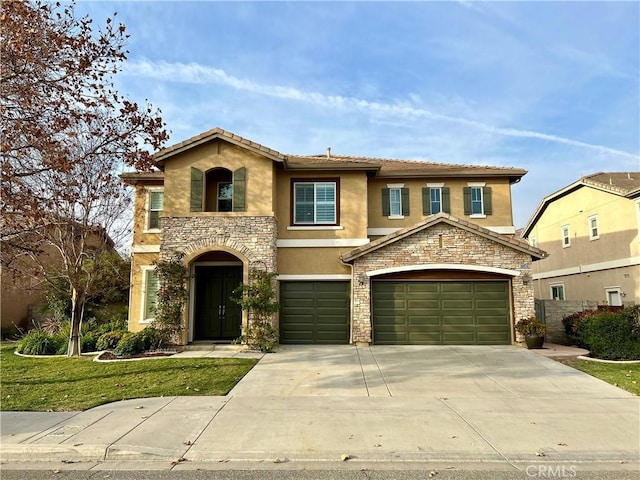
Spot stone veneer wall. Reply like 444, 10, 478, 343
160, 216, 278, 343
160, 216, 278, 271
351, 223, 536, 344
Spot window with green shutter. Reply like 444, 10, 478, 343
383, 186, 409, 217
464, 186, 492, 216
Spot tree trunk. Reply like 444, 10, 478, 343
67, 287, 83, 357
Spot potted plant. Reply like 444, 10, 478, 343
515, 316, 547, 349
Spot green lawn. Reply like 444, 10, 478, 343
561, 358, 640, 396
0, 343, 258, 412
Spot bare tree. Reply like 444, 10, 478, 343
1, 1, 168, 355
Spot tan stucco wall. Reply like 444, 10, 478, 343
277, 247, 352, 275
128, 252, 159, 332
367, 177, 514, 230
163, 140, 275, 217
275, 170, 369, 239
529, 187, 639, 303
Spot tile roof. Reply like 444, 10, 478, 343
120, 171, 164, 185
150, 127, 526, 181
153, 127, 288, 164
341, 212, 546, 263
582, 172, 640, 196
286, 154, 526, 179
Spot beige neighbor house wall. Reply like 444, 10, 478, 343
526, 183, 640, 305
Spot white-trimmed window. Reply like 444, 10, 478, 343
561, 225, 570, 248
550, 284, 565, 301
141, 267, 159, 323
605, 287, 622, 307
293, 180, 338, 225
389, 188, 402, 216
145, 188, 164, 232
588, 215, 599, 240
430, 188, 442, 214
464, 182, 491, 218
382, 184, 409, 218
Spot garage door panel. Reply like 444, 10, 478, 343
373, 280, 510, 345
280, 281, 350, 344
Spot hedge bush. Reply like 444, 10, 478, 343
96, 331, 125, 351
564, 306, 640, 360
114, 332, 145, 357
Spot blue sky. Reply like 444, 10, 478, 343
77, 1, 639, 227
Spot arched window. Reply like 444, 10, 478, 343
190, 166, 246, 213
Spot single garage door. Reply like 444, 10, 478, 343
280, 281, 350, 344
372, 281, 510, 345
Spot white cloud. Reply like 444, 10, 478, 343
123, 59, 639, 161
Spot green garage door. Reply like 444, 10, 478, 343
372, 281, 510, 345
280, 281, 350, 344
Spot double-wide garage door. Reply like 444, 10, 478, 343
372, 281, 511, 345
279, 281, 350, 344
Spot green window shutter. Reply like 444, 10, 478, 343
144, 270, 159, 320
442, 187, 450, 214
422, 188, 429, 215
381, 188, 390, 216
463, 187, 472, 215
190, 167, 203, 212
483, 187, 492, 215
401, 188, 410, 215
233, 167, 246, 212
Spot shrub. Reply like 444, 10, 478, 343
562, 309, 599, 347
80, 331, 99, 352
96, 331, 125, 351
243, 320, 278, 353
137, 326, 162, 351
114, 332, 144, 357
573, 306, 640, 361
16, 331, 66, 355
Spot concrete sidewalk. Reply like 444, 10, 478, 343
1, 345, 638, 473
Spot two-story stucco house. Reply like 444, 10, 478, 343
121, 128, 545, 346
523, 172, 640, 306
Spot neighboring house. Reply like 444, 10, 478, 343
121, 127, 545, 346
1, 224, 116, 332
522, 172, 640, 306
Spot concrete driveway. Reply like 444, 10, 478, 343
1, 345, 638, 474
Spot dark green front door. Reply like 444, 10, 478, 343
279, 281, 350, 344
372, 281, 510, 345
194, 266, 242, 340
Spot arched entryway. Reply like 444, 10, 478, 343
188, 250, 244, 342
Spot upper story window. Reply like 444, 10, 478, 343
190, 167, 246, 213
588, 215, 599, 240
382, 184, 409, 218
463, 183, 492, 217
422, 184, 450, 215
293, 180, 338, 225
217, 182, 233, 212
561, 225, 570, 248
146, 189, 164, 231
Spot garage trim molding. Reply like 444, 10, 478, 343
366, 263, 521, 277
